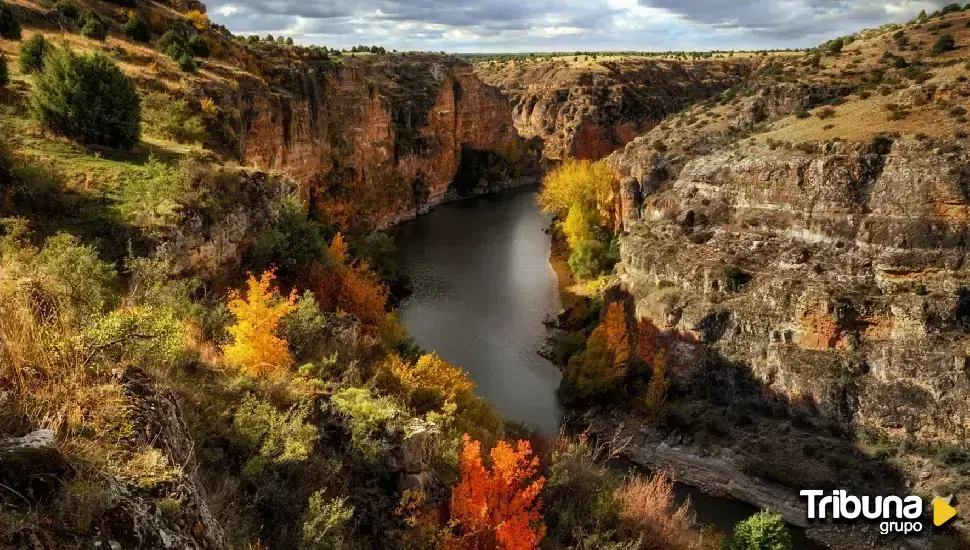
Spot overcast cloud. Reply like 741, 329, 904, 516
206, 0, 958, 52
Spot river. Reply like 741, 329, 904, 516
393, 185, 821, 548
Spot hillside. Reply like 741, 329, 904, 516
476, 56, 759, 161
589, 6, 970, 547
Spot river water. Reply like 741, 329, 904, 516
394, 185, 820, 548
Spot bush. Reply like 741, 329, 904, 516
141, 92, 206, 144
543, 439, 622, 547
177, 52, 196, 72
19, 33, 49, 74
79, 11, 108, 41
815, 107, 836, 119
301, 492, 354, 549
184, 9, 209, 31
568, 237, 619, 281
0, 54, 8, 88
187, 34, 209, 58
53, 0, 78, 19
0, 0, 20, 40
932, 34, 956, 55
123, 13, 149, 42
722, 510, 792, 550
723, 265, 751, 292
244, 197, 329, 281
331, 387, 399, 460
31, 48, 141, 149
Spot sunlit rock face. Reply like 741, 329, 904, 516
202, 54, 537, 229
477, 57, 757, 162
610, 131, 970, 444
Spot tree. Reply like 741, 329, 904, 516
223, 270, 298, 376
0, 53, 7, 88
538, 158, 616, 245
53, 0, 78, 20
19, 33, 49, 74
185, 9, 209, 31
722, 510, 792, 550
0, 0, 21, 40
309, 233, 388, 330
31, 47, 141, 150
449, 434, 546, 549
932, 34, 956, 55
917, 9, 928, 22
79, 11, 108, 41
123, 12, 150, 43
285, 37, 294, 46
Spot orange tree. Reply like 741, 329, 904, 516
309, 233, 388, 330
223, 270, 298, 376
449, 434, 546, 550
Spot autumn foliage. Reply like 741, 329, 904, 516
310, 233, 389, 330
614, 472, 696, 550
564, 302, 631, 400
449, 435, 546, 549
392, 352, 475, 404
223, 270, 298, 376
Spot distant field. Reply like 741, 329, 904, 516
461, 50, 805, 67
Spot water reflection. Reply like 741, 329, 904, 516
394, 186, 565, 435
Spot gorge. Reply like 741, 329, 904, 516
3, 0, 970, 548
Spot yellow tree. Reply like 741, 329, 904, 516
642, 350, 670, 419
392, 352, 475, 403
224, 270, 298, 376
538, 158, 616, 247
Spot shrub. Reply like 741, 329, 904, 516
543, 439, 621, 547
123, 13, 149, 42
932, 34, 956, 55
19, 33, 49, 74
331, 387, 399, 460
0, 0, 20, 40
0, 53, 8, 87
815, 107, 836, 119
79, 11, 108, 41
184, 9, 209, 31
245, 197, 328, 281
187, 34, 209, 58
115, 155, 183, 231
53, 0, 78, 19
568, 237, 618, 280
301, 492, 354, 549
722, 510, 792, 550
615, 472, 695, 548
156, 29, 186, 58
177, 52, 196, 72
31, 48, 141, 149
141, 91, 206, 144
232, 396, 319, 475
279, 291, 328, 364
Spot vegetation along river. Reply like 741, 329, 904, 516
394, 185, 821, 548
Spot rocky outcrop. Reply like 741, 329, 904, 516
476, 58, 757, 162
200, 54, 538, 229
611, 133, 970, 446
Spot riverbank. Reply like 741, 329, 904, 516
377, 176, 538, 229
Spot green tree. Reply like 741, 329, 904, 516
79, 11, 108, 41
31, 47, 141, 149
19, 33, 49, 74
917, 9, 929, 22
53, 0, 78, 19
123, 13, 149, 42
932, 34, 956, 55
0, 0, 20, 40
722, 510, 792, 550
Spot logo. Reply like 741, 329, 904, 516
800, 490, 958, 535
933, 497, 958, 527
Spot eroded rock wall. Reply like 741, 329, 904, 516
203, 55, 534, 229
611, 135, 970, 444
477, 58, 757, 162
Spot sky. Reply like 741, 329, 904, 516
205, 1, 960, 53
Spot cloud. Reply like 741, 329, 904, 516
204, 0, 960, 52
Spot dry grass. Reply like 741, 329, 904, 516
615, 471, 720, 550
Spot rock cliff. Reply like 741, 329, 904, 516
605, 10, 970, 517
476, 57, 757, 162
198, 54, 538, 229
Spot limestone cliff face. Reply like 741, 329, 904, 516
203, 55, 534, 229
476, 58, 756, 162
611, 132, 970, 445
